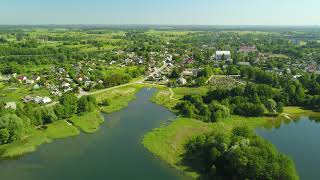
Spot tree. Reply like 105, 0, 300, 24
170, 68, 181, 79
209, 101, 230, 122
0, 128, 10, 144
58, 93, 78, 118
78, 96, 97, 114
265, 99, 277, 114
183, 127, 299, 180
226, 65, 239, 75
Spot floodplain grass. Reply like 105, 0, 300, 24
0, 120, 79, 159
70, 111, 104, 133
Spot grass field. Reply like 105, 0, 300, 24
172, 86, 212, 99
143, 115, 269, 178
70, 111, 104, 133
96, 84, 144, 113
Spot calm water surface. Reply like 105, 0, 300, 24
0, 88, 189, 180
257, 116, 320, 180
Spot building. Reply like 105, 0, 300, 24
182, 69, 198, 77
17, 75, 27, 82
5, 102, 16, 110
41, 97, 52, 104
22, 95, 34, 103
239, 46, 257, 53
26, 79, 35, 84
33, 96, 52, 104
177, 77, 187, 85
237, 62, 251, 66
215, 51, 231, 61
33, 75, 41, 81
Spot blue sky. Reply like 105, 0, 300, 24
1, 0, 320, 25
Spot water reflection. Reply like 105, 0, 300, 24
257, 114, 320, 180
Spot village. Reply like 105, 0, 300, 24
1, 43, 319, 111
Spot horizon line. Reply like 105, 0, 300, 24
0, 24, 320, 27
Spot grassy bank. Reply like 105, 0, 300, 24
143, 115, 269, 178
0, 84, 145, 159
143, 101, 320, 178
70, 111, 104, 133
96, 84, 144, 113
0, 120, 80, 159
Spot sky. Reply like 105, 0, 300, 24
1, 0, 320, 25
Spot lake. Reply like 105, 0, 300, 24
257, 116, 320, 180
0, 88, 189, 180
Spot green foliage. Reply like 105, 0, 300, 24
0, 113, 28, 143
170, 68, 181, 79
78, 95, 98, 114
175, 95, 230, 122
209, 101, 230, 122
58, 93, 78, 118
204, 84, 282, 117
0, 128, 10, 145
184, 127, 299, 180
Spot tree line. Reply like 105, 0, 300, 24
0, 94, 98, 145
183, 126, 298, 179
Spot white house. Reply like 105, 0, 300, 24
41, 97, 52, 104
26, 79, 35, 84
215, 51, 231, 61
62, 82, 71, 88
5, 102, 16, 110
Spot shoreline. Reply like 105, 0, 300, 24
142, 105, 320, 179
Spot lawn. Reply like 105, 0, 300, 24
151, 87, 178, 110
150, 86, 211, 111
70, 111, 104, 133
172, 86, 211, 99
95, 84, 145, 113
0, 83, 51, 103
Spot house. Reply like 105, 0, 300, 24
58, 68, 65, 74
41, 97, 52, 104
61, 82, 71, 88
33, 75, 41, 81
77, 77, 83, 82
32, 96, 52, 104
5, 102, 16, 110
125, 58, 133, 64
215, 51, 231, 61
184, 57, 195, 64
237, 62, 251, 66
182, 69, 198, 77
26, 79, 35, 84
177, 77, 187, 85
64, 87, 73, 93
22, 95, 34, 103
293, 75, 302, 79
33, 97, 42, 104
0, 75, 10, 81
239, 46, 257, 53
84, 81, 92, 87
17, 75, 27, 82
